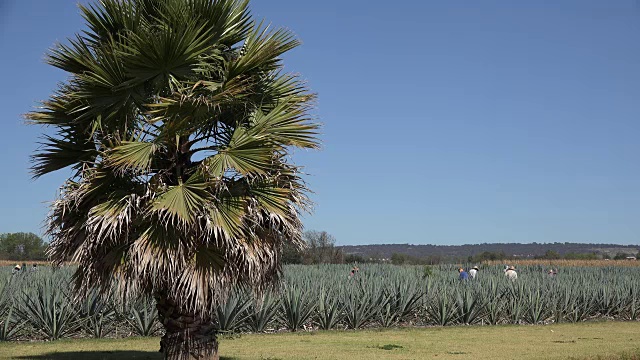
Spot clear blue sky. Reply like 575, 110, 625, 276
1, 0, 639, 246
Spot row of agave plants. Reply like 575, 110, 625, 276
0, 264, 638, 341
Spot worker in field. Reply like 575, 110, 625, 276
504, 265, 518, 281
458, 267, 469, 281
349, 265, 360, 277
469, 266, 479, 279
11, 264, 21, 275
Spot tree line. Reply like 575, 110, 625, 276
534, 249, 639, 261
282, 230, 444, 265
284, 234, 640, 266
0, 233, 48, 261
2, 231, 637, 264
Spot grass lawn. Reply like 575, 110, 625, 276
1, 321, 639, 360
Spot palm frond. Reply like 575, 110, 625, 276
228, 23, 300, 79
31, 132, 97, 178
206, 195, 246, 239
107, 141, 159, 174
118, 20, 215, 91
204, 140, 272, 177
252, 98, 320, 149
78, 0, 140, 45
151, 174, 210, 225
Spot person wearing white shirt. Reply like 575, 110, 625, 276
469, 266, 479, 279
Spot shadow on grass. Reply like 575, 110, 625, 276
15, 351, 238, 360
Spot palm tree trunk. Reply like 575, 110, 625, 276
156, 296, 218, 360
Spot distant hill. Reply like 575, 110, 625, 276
339, 243, 640, 260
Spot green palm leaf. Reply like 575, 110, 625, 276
228, 23, 300, 78
151, 173, 210, 224
107, 141, 158, 173
31, 132, 97, 178
207, 195, 246, 239
252, 99, 320, 149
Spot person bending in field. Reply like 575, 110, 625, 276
349, 266, 360, 277
11, 264, 21, 275
458, 268, 469, 281
504, 265, 518, 281
469, 266, 479, 279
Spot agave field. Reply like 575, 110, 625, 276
0, 264, 638, 341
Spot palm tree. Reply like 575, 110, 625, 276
27, 0, 319, 358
